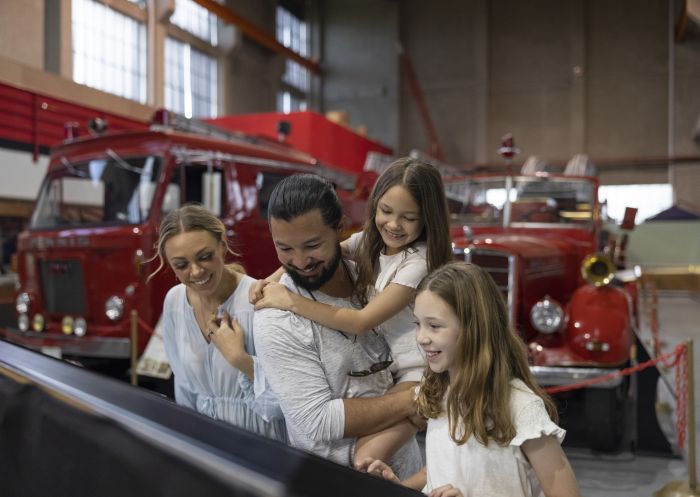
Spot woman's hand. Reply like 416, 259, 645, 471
429, 484, 463, 497
253, 282, 296, 311
248, 279, 270, 305
209, 312, 246, 364
355, 457, 401, 484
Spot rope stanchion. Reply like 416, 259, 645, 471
686, 340, 696, 493
130, 310, 138, 386
677, 344, 689, 451
654, 339, 698, 497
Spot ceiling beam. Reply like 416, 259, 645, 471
192, 0, 320, 75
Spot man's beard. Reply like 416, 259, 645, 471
285, 244, 342, 292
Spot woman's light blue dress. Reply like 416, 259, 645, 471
162, 275, 287, 442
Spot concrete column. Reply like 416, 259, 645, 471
148, 0, 173, 108
0, 0, 44, 70
60, 0, 72, 79
670, 163, 700, 214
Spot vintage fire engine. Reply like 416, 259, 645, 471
446, 165, 638, 451
6, 110, 381, 366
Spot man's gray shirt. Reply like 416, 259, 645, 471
253, 271, 422, 478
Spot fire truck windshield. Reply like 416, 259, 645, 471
30, 154, 163, 229
445, 176, 595, 227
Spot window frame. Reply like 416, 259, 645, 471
70, 0, 148, 103
275, 4, 312, 113
164, 0, 223, 118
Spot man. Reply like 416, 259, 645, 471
253, 174, 421, 478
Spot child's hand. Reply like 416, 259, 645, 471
408, 411, 427, 430
429, 484, 463, 497
254, 282, 295, 311
248, 279, 270, 304
355, 457, 400, 484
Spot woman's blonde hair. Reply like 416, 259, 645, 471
416, 261, 558, 446
355, 157, 452, 305
148, 203, 241, 281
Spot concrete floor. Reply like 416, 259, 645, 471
569, 291, 700, 497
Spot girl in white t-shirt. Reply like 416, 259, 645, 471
250, 158, 453, 465
358, 262, 580, 497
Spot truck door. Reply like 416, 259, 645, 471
226, 164, 290, 278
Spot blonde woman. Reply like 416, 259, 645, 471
150, 203, 286, 442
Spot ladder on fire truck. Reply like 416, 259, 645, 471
148, 109, 358, 192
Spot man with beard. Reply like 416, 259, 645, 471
253, 174, 422, 479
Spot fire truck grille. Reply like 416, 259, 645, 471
464, 249, 517, 324
39, 260, 87, 315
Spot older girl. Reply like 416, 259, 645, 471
359, 262, 580, 497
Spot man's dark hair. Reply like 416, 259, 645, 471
268, 174, 343, 229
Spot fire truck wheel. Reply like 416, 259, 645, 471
584, 377, 629, 452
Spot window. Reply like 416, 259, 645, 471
165, 38, 218, 118
165, 0, 220, 118
171, 0, 219, 46
599, 184, 673, 223
276, 4, 311, 113
31, 155, 161, 229
72, 0, 147, 103
181, 164, 225, 216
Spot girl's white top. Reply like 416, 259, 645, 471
346, 232, 427, 382
424, 379, 565, 497
162, 274, 287, 442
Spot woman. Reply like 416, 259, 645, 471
150, 203, 286, 442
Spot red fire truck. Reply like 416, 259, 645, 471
5, 110, 381, 366
445, 168, 639, 451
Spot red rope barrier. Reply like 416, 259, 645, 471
544, 343, 689, 450
676, 345, 688, 450
544, 343, 685, 395
137, 317, 161, 340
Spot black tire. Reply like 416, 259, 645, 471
584, 377, 629, 452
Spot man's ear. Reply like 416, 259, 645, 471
337, 216, 346, 235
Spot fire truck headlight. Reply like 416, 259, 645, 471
530, 296, 563, 334
18, 314, 29, 332
105, 296, 124, 321
16, 292, 31, 314
61, 316, 74, 335
74, 317, 87, 337
32, 314, 45, 333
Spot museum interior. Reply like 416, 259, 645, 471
0, 1, 700, 496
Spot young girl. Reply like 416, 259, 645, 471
358, 262, 581, 497
251, 157, 453, 463
150, 204, 287, 442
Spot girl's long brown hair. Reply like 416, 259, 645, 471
416, 262, 558, 446
355, 158, 452, 305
